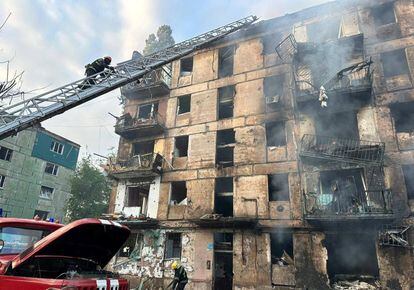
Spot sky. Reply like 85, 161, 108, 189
0, 0, 330, 162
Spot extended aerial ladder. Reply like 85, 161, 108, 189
0, 16, 257, 139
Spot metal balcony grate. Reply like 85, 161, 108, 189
275, 34, 297, 63
304, 189, 393, 219
300, 134, 385, 165
378, 224, 412, 248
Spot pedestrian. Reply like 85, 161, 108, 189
168, 261, 188, 290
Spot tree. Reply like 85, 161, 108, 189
66, 156, 111, 221
142, 25, 175, 56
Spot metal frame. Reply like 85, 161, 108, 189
0, 16, 257, 139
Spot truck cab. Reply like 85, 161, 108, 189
0, 218, 130, 290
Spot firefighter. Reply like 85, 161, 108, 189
81, 56, 115, 88
168, 261, 188, 290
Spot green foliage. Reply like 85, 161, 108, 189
143, 25, 175, 56
66, 156, 111, 221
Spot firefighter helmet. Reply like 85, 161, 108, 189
171, 261, 179, 270
103, 56, 112, 64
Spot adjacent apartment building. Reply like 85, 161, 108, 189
107, 0, 414, 289
0, 127, 80, 222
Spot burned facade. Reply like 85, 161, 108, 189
107, 1, 414, 289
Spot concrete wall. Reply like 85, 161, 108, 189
0, 129, 78, 221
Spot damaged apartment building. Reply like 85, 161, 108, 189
106, 0, 414, 289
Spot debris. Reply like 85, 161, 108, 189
379, 225, 412, 248
333, 280, 380, 290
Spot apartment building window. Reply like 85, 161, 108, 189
381, 49, 409, 77
127, 186, 149, 212
315, 111, 359, 139
0, 175, 5, 188
33, 210, 48, 220
118, 233, 143, 259
264, 75, 284, 104
402, 165, 414, 200
216, 129, 235, 168
138, 102, 158, 119
50, 141, 64, 154
307, 18, 341, 43
215, 177, 233, 217
177, 95, 191, 115
45, 163, 59, 176
170, 181, 187, 205
268, 174, 289, 201
165, 233, 182, 259
266, 122, 286, 147
218, 45, 235, 78
133, 140, 154, 155
271, 232, 293, 265
0, 146, 13, 161
372, 2, 396, 26
218, 85, 235, 119
174, 136, 189, 157
262, 33, 280, 55
40, 186, 54, 199
180, 57, 193, 76
391, 102, 414, 133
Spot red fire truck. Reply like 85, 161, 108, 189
0, 218, 130, 290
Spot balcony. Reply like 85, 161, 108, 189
114, 112, 165, 139
300, 134, 385, 165
121, 67, 171, 99
107, 153, 163, 179
303, 189, 394, 221
295, 60, 372, 102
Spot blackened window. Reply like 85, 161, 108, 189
218, 45, 235, 78
262, 33, 280, 55
215, 177, 233, 217
45, 163, 59, 176
177, 95, 191, 115
133, 141, 154, 155
266, 122, 286, 147
127, 186, 149, 208
268, 174, 289, 201
270, 232, 293, 265
138, 102, 158, 119
170, 181, 187, 205
180, 57, 193, 76
372, 2, 396, 26
118, 233, 143, 259
307, 18, 341, 43
402, 165, 414, 200
391, 102, 414, 133
218, 85, 235, 119
174, 136, 189, 157
165, 233, 181, 259
216, 129, 235, 168
381, 49, 409, 77
0, 146, 13, 161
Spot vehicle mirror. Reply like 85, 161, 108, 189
0, 239, 4, 252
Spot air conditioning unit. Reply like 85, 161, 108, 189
265, 95, 280, 104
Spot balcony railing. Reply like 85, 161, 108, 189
114, 112, 165, 139
107, 153, 163, 179
295, 60, 372, 100
304, 189, 393, 220
300, 134, 385, 165
121, 67, 171, 99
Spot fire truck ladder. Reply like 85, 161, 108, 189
0, 16, 257, 139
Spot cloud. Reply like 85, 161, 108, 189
0, 0, 331, 164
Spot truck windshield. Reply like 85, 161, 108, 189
0, 227, 50, 254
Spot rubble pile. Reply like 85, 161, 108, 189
333, 280, 380, 290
